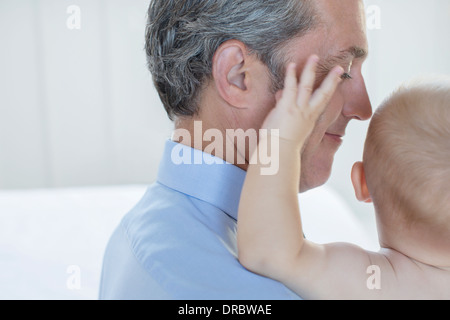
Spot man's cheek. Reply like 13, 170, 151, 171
302, 128, 326, 155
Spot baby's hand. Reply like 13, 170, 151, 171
262, 55, 344, 148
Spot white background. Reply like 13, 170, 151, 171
0, 0, 449, 299
1, 0, 449, 193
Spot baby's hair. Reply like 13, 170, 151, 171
363, 76, 450, 232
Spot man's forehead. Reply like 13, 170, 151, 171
317, 9, 369, 63
314, 0, 368, 48
315, 0, 366, 21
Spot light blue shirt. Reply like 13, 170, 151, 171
99, 140, 300, 300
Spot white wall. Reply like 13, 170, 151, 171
0, 0, 172, 190
0, 0, 449, 200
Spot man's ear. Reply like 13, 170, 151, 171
212, 40, 251, 108
351, 161, 373, 203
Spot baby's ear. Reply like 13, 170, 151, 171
351, 162, 373, 203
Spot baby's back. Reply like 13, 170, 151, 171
380, 249, 450, 300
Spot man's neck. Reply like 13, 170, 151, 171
173, 117, 250, 171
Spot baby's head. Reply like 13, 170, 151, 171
351, 76, 450, 267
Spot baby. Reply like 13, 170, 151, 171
237, 55, 450, 300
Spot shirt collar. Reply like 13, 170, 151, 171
157, 140, 246, 221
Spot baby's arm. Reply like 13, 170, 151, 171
237, 57, 397, 300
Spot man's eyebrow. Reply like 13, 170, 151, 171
316, 46, 368, 78
329, 46, 368, 64
346, 46, 368, 59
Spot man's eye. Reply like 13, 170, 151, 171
340, 73, 353, 80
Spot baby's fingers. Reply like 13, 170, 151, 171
279, 63, 299, 107
309, 66, 344, 114
297, 55, 320, 108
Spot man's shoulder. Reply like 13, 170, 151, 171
120, 182, 236, 263
122, 182, 199, 234
101, 182, 300, 300
111, 182, 244, 295
123, 182, 201, 237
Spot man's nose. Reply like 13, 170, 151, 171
342, 77, 373, 121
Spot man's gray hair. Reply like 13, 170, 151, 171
145, 0, 317, 120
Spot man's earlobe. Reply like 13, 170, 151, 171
351, 161, 373, 203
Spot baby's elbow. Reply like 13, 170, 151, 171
238, 252, 287, 281
238, 251, 258, 272
237, 240, 263, 272
237, 240, 289, 279
238, 251, 267, 274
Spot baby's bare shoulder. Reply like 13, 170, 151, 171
375, 248, 450, 299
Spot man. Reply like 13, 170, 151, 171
100, 0, 372, 299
